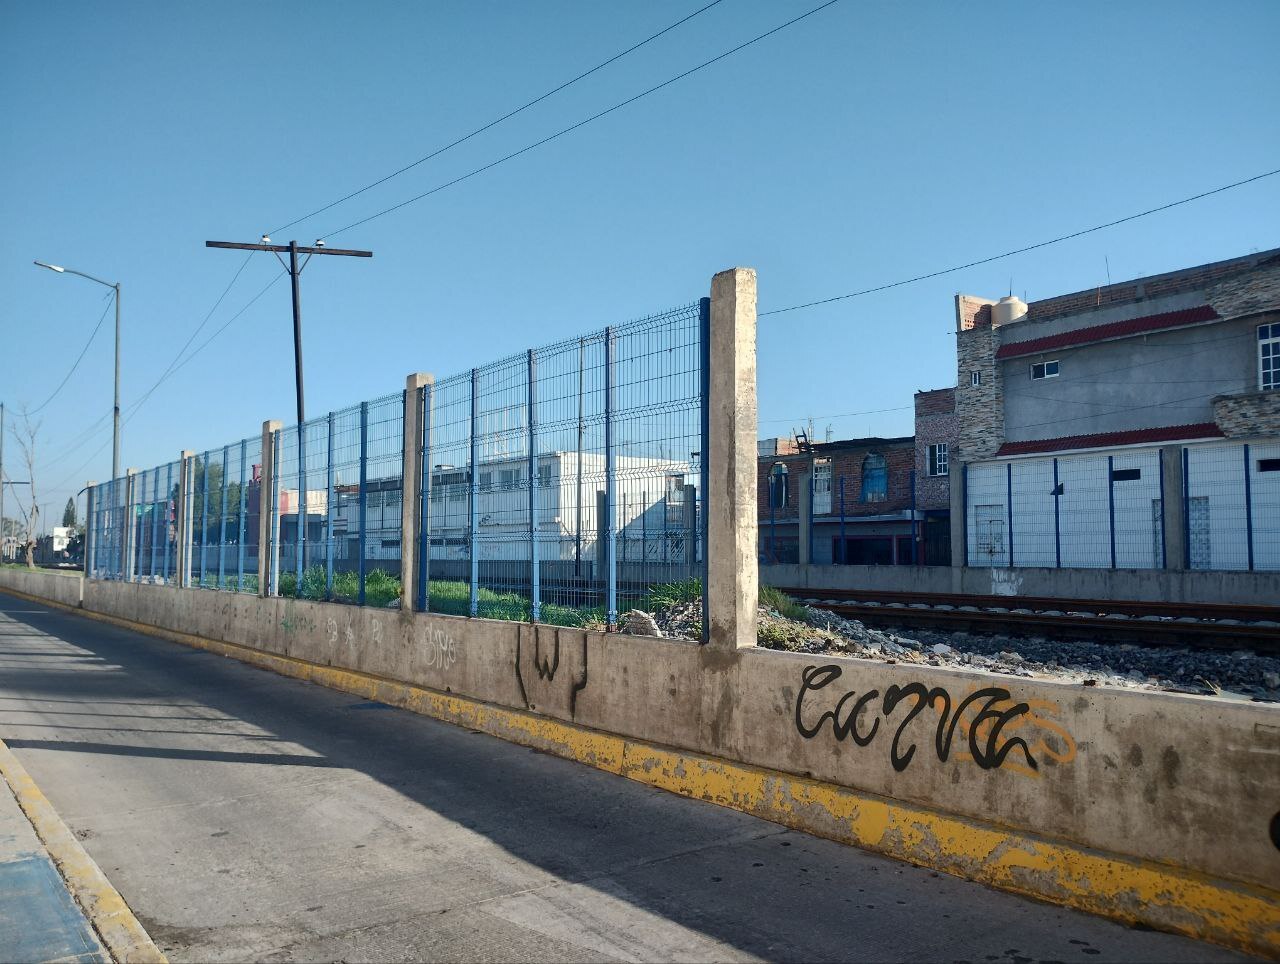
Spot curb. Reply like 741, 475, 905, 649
0, 736, 166, 963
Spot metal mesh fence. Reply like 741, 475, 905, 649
1185, 441, 1280, 571
418, 303, 705, 628
84, 300, 707, 627
963, 442, 1280, 571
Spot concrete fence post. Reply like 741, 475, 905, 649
122, 469, 138, 582
175, 452, 194, 588
400, 373, 433, 614
84, 481, 97, 579
798, 469, 813, 565
706, 267, 758, 651
258, 422, 282, 597
1160, 445, 1186, 571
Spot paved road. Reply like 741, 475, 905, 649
0, 591, 1254, 963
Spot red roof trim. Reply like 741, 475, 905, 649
995, 423, 1224, 456
995, 305, 1220, 360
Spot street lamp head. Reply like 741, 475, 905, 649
33, 261, 65, 272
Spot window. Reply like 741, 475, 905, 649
537, 464, 553, 487
499, 467, 524, 490
1110, 468, 1141, 482
1030, 360, 1060, 380
860, 453, 887, 502
478, 471, 492, 491
970, 371, 982, 386
768, 463, 788, 509
1260, 322, 1280, 390
665, 474, 687, 525
1259, 459, 1280, 473
927, 443, 948, 477
813, 458, 832, 514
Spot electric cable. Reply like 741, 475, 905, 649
319, 0, 843, 240
269, 0, 726, 236
28, 292, 115, 416
760, 168, 1280, 316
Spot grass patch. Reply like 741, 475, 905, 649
759, 583, 809, 622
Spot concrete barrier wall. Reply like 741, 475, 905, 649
763, 562, 1280, 606
3, 567, 1278, 954
0, 569, 83, 609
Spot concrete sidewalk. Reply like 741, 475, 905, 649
0, 761, 108, 963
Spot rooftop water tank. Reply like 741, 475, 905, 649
991, 295, 1028, 327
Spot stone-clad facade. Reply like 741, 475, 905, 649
954, 296, 1002, 461
1213, 387, 1280, 439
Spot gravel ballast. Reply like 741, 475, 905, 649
630, 599, 1280, 702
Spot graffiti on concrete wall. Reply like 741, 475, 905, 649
515, 626, 588, 719
423, 626, 459, 671
794, 663, 1075, 776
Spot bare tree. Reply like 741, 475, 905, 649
11, 410, 40, 569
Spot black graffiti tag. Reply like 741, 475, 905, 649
795, 664, 1038, 773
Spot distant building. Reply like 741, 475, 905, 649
757, 434, 919, 565
913, 387, 957, 563
313, 452, 697, 566
953, 247, 1280, 570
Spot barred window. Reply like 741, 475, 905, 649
927, 443, 948, 477
1260, 322, 1280, 391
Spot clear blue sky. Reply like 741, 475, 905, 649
2, 0, 1277, 521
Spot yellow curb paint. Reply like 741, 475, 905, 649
0, 737, 166, 964
3, 582, 1278, 957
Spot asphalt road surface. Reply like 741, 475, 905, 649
0, 590, 1254, 963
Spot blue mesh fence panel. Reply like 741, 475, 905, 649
82, 300, 707, 625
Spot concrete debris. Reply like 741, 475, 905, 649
621, 609, 663, 638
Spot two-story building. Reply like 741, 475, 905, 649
952, 247, 1280, 571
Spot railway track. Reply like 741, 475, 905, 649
776, 586, 1280, 652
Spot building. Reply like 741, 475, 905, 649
913, 387, 957, 564
952, 247, 1280, 571
309, 452, 697, 569
757, 434, 920, 565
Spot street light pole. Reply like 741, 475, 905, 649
33, 261, 122, 481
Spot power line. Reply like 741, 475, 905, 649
28, 293, 114, 415
122, 268, 287, 420
1005, 388, 1232, 434
39, 268, 284, 489
135, 252, 256, 404
269, 0, 726, 236
760, 167, 1280, 316
758, 404, 912, 425
320, 0, 843, 240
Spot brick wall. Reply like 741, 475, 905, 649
914, 387, 956, 510
757, 440, 916, 520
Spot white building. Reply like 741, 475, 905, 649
324, 452, 696, 564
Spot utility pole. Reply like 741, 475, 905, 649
205, 238, 372, 584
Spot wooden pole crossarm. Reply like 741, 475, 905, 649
205, 240, 372, 258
